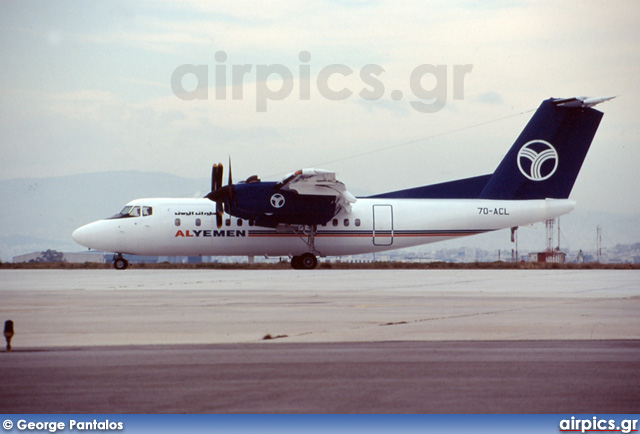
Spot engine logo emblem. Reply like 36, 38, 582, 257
270, 193, 286, 208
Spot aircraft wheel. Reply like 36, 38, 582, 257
299, 253, 318, 270
114, 257, 129, 270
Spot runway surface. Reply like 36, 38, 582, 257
2, 340, 638, 413
1, 269, 639, 413
2, 269, 639, 345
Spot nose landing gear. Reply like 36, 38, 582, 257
113, 253, 129, 270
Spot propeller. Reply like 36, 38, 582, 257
206, 163, 224, 228
227, 156, 235, 212
205, 158, 237, 228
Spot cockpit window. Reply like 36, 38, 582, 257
142, 206, 152, 216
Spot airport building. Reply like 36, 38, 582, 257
527, 250, 567, 264
12, 250, 208, 265
12, 251, 106, 264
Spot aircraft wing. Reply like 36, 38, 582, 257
278, 168, 357, 212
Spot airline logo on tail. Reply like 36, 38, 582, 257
517, 140, 559, 181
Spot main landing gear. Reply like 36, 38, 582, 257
290, 253, 318, 270
113, 253, 129, 270
282, 224, 319, 270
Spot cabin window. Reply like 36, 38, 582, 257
142, 206, 153, 217
332, 219, 338, 227
195, 218, 201, 227
249, 220, 255, 227
344, 219, 350, 227
237, 219, 243, 226
175, 218, 181, 226
225, 218, 231, 227
355, 219, 361, 227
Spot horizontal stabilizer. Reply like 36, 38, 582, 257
552, 96, 615, 108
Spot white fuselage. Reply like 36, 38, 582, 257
72, 197, 575, 257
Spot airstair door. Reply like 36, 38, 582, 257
372, 204, 393, 246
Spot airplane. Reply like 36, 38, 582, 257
72, 96, 614, 270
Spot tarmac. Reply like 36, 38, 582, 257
1, 269, 639, 413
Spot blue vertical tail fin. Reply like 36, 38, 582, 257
479, 96, 613, 200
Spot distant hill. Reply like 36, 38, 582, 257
1, 171, 638, 262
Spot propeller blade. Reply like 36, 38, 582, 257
216, 208, 223, 228
211, 164, 217, 192
208, 163, 224, 196
216, 163, 223, 191
227, 156, 236, 212
211, 163, 223, 191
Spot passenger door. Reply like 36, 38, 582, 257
372, 204, 393, 246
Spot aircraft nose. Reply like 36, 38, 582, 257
72, 220, 122, 252
72, 224, 92, 248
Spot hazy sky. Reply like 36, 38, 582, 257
1, 1, 639, 213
